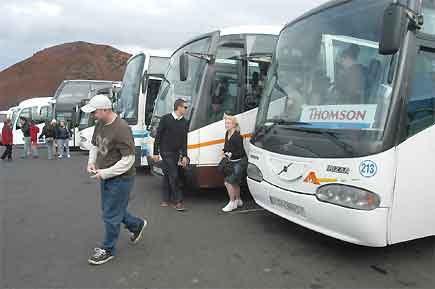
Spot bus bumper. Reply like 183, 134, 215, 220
248, 178, 389, 247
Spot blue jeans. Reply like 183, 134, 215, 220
22, 137, 31, 158
46, 139, 54, 159
100, 176, 143, 255
57, 139, 70, 157
161, 152, 183, 203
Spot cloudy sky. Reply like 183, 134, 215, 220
0, 0, 327, 71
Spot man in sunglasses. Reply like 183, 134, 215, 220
153, 99, 189, 211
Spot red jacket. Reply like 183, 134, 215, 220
1, 125, 13, 145
30, 124, 40, 142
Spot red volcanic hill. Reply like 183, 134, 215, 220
0, 41, 131, 110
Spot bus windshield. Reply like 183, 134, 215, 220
117, 53, 145, 121
153, 37, 212, 120
254, 0, 393, 158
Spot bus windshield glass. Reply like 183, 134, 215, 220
117, 53, 145, 121
153, 37, 212, 120
255, 0, 393, 158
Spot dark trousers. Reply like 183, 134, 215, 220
1, 145, 12, 160
161, 152, 183, 203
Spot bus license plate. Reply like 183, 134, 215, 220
270, 196, 306, 218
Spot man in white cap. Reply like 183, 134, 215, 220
81, 94, 147, 265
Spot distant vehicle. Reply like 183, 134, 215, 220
247, 0, 435, 246
148, 26, 280, 188
79, 52, 170, 167
52, 80, 119, 149
12, 97, 53, 145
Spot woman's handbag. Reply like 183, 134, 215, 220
218, 156, 234, 177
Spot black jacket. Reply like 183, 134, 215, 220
153, 113, 188, 157
40, 125, 56, 138
223, 130, 246, 160
21, 122, 30, 137
55, 127, 71, 140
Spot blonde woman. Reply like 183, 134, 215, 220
220, 115, 247, 212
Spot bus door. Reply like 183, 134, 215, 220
141, 76, 163, 166
199, 44, 244, 161
391, 41, 435, 244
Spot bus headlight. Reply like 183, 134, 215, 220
247, 163, 263, 182
316, 184, 380, 211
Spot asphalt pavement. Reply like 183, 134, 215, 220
0, 149, 434, 288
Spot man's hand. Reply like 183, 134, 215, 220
87, 163, 97, 174
152, 155, 160, 162
181, 156, 189, 168
93, 170, 103, 181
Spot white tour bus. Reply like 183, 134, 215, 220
52, 80, 120, 149
79, 52, 170, 166
149, 26, 280, 188
247, 0, 435, 246
12, 97, 53, 145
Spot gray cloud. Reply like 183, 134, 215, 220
0, 0, 327, 70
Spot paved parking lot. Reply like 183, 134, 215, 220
0, 150, 434, 288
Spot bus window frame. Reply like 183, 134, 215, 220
401, 37, 435, 139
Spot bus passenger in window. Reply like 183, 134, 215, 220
335, 44, 366, 104
210, 77, 230, 122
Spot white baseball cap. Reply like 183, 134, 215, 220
81, 94, 113, 113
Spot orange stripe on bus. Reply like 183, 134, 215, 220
188, 133, 252, 150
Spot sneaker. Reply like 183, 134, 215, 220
222, 201, 237, 212
130, 219, 147, 244
174, 202, 186, 211
67, 154, 71, 158
88, 248, 114, 265
236, 199, 243, 208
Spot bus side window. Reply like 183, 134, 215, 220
406, 48, 435, 138
206, 72, 238, 124
245, 61, 272, 111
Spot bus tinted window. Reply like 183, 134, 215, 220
204, 36, 244, 126
422, 3, 435, 35
407, 48, 435, 137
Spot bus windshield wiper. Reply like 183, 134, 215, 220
265, 119, 312, 126
280, 126, 354, 155
257, 119, 312, 135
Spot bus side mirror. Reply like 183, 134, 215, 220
379, 4, 406, 55
180, 53, 189, 82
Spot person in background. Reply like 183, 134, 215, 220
19, 117, 31, 159
29, 120, 40, 158
56, 120, 71, 159
220, 114, 247, 212
51, 119, 58, 159
153, 99, 189, 211
1, 119, 13, 161
40, 120, 57, 160
82, 94, 146, 265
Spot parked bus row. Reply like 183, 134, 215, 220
3, 0, 435, 246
